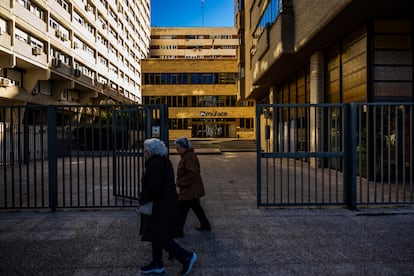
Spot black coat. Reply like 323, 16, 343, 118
139, 155, 181, 243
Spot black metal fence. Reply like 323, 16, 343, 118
2, 103, 413, 210
0, 104, 168, 210
256, 103, 414, 209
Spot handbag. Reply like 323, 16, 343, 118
137, 202, 153, 215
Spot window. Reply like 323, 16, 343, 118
75, 62, 95, 79
99, 55, 107, 66
240, 118, 254, 129
109, 63, 117, 74
169, 118, 189, 129
0, 18, 7, 34
142, 73, 237, 85
15, 27, 44, 49
55, 0, 69, 11
252, 0, 281, 50
17, 0, 45, 19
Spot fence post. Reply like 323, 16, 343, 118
159, 104, 169, 148
144, 107, 152, 140
256, 104, 263, 207
47, 106, 58, 211
344, 103, 357, 210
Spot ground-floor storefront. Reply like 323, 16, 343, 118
168, 106, 255, 140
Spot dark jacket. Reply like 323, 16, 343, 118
176, 148, 206, 201
139, 155, 181, 243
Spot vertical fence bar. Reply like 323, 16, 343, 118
159, 104, 169, 147
373, 105, 378, 202
365, 105, 370, 202
106, 106, 111, 205
1, 108, 6, 206
47, 106, 58, 211
256, 104, 262, 207
112, 108, 117, 200
17, 108, 22, 207
402, 106, 406, 201
411, 105, 413, 202
10, 108, 15, 207
411, 105, 413, 201
380, 105, 385, 201
344, 103, 357, 209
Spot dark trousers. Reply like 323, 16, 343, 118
179, 198, 211, 230
152, 240, 191, 265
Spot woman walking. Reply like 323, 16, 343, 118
137, 138, 197, 275
175, 137, 211, 234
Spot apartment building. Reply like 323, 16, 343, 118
236, 0, 413, 104
142, 27, 255, 139
0, 0, 150, 107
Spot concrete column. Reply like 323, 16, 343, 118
52, 80, 74, 100
310, 51, 324, 104
23, 68, 50, 94
309, 52, 324, 166
268, 86, 275, 152
269, 85, 275, 104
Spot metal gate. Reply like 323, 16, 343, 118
0, 104, 168, 210
112, 105, 169, 200
256, 103, 414, 209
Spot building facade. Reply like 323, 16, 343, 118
142, 27, 255, 140
236, 0, 414, 104
0, 0, 150, 107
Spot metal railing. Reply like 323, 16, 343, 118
256, 103, 414, 209
0, 104, 168, 210
2, 102, 412, 210
355, 103, 413, 205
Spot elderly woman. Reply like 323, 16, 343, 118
138, 138, 197, 275
174, 136, 211, 234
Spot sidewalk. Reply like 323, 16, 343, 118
1, 152, 413, 275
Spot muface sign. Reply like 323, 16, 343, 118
200, 111, 228, 116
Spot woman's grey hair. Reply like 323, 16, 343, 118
174, 136, 191, 149
144, 138, 168, 157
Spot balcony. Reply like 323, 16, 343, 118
250, 12, 294, 86
14, 4, 47, 35
0, 32, 11, 50
14, 40, 47, 66
96, 62, 109, 76
50, 58, 72, 76
48, 0, 71, 23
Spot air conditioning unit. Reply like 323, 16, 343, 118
86, 4, 92, 11
73, 41, 79, 49
58, 91, 67, 101
52, 58, 62, 67
62, 34, 68, 41
55, 29, 62, 38
74, 69, 81, 77
0, 77, 14, 87
102, 24, 107, 30
32, 47, 42, 56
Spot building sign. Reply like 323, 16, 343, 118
200, 111, 228, 116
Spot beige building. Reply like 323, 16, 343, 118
237, 0, 413, 104
142, 27, 255, 140
0, 0, 150, 107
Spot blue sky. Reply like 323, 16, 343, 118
150, 0, 235, 27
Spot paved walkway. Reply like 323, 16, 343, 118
1, 152, 413, 275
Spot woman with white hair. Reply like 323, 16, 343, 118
137, 138, 197, 275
